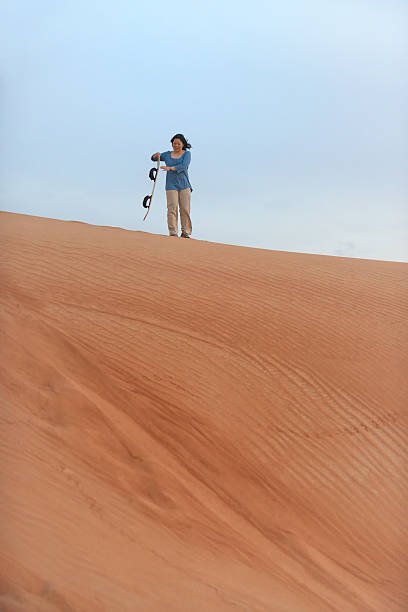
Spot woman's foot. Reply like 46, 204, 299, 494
180, 232, 190, 238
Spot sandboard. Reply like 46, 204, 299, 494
142, 158, 160, 221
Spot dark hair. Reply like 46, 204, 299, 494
171, 133, 191, 150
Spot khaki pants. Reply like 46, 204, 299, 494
166, 189, 192, 236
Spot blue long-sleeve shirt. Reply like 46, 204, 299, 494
151, 150, 193, 191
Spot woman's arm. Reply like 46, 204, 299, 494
151, 152, 162, 161
173, 150, 191, 174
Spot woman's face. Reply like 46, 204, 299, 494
172, 138, 183, 153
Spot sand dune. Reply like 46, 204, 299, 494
0, 211, 407, 611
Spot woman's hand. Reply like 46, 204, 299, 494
160, 166, 175, 171
153, 152, 161, 160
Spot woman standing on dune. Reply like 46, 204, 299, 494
151, 133, 193, 238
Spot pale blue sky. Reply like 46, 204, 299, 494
1, 0, 407, 260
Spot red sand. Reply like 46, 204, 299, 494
1, 211, 407, 611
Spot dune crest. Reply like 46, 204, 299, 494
1, 212, 407, 611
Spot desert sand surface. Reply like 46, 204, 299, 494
0, 211, 407, 612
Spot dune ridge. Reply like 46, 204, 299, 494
0, 211, 407, 611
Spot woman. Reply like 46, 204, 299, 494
151, 133, 193, 238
